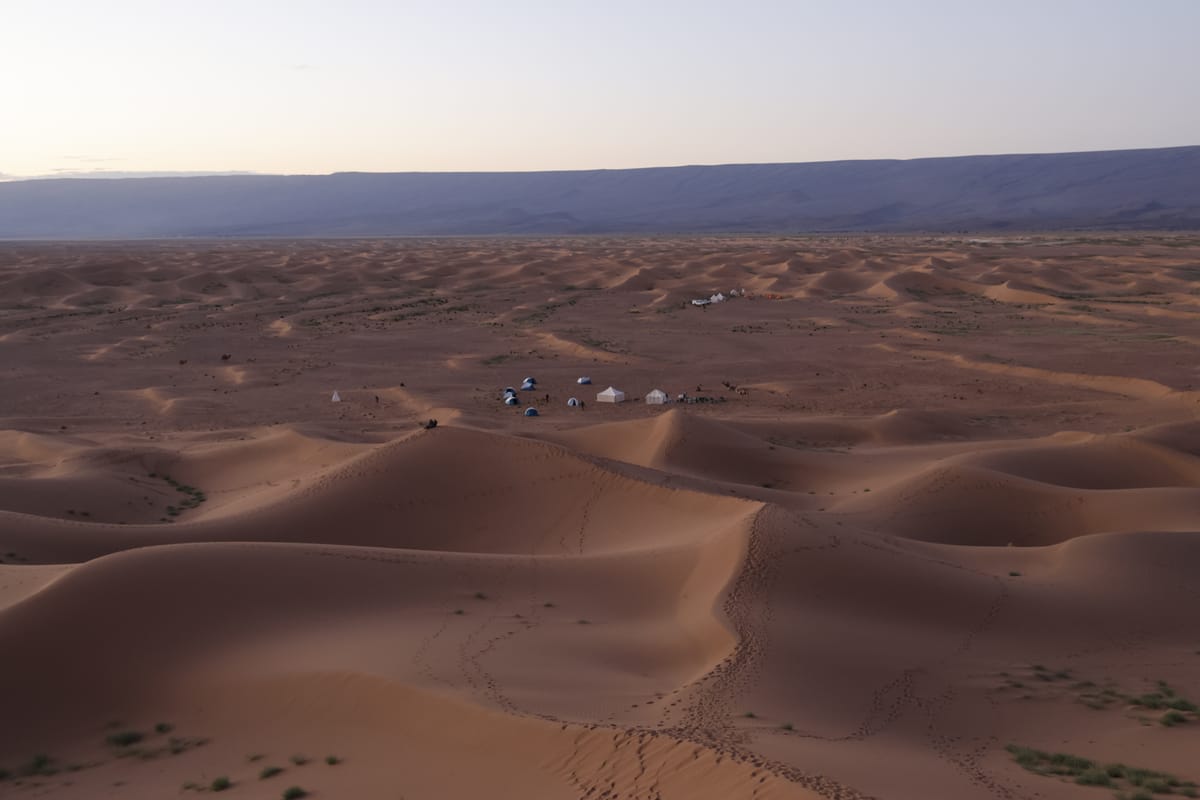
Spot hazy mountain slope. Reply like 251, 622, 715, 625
1, 146, 1198, 237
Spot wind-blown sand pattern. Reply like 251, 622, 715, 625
1, 234, 1199, 799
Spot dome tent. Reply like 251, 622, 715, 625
524, 407, 539, 417
521, 380, 536, 391
567, 397, 580, 407
577, 376, 592, 385
523, 377, 537, 385
505, 395, 520, 405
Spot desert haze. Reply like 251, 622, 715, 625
2, 234, 1200, 800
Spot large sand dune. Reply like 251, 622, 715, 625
2, 235, 1199, 799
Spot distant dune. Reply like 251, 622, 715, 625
1, 146, 1199, 238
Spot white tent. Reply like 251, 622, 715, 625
577, 376, 592, 385
645, 389, 669, 405
331, 390, 341, 402
709, 292, 726, 303
596, 386, 625, 404
505, 395, 520, 406
567, 397, 580, 407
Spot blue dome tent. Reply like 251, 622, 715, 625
524, 407, 539, 417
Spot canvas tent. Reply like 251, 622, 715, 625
645, 389, 668, 405
567, 397, 580, 407
596, 386, 625, 404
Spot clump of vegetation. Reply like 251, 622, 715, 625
154, 722, 173, 734
260, 765, 284, 779
106, 730, 144, 748
282, 787, 308, 799
210, 776, 232, 792
744, 711, 757, 719
289, 754, 310, 766
325, 755, 341, 765
474, 591, 488, 600
1162, 710, 1189, 727
781, 723, 794, 731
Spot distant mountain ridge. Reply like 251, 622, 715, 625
1, 146, 1198, 238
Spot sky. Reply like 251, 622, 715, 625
2, 0, 1198, 178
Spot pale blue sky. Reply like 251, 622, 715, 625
2, 0, 1197, 177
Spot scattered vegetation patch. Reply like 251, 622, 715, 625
289, 754, 310, 766
155, 474, 207, 518
282, 787, 308, 799
260, 766, 284, 779
1006, 745, 1197, 797
154, 722, 174, 735
325, 755, 341, 765
210, 776, 232, 792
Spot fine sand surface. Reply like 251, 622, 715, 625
1, 234, 1199, 799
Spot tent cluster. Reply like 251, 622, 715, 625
690, 288, 745, 307
497, 374, 677, 417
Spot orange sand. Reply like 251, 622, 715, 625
2, 234, 1199, 799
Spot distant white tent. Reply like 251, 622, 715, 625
596, 386, 625, 404
709, 292, 726, 303
567, 397, 580, 407
331, 390, 341, 402
523, 376, 537, 385
505, 395, 520, 406
645, 389, 669, 405
577, 376, 592, 385
524, 407, 539, 417
521, 380, 536, 391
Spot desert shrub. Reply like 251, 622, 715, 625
260, 766, 284, 779
1161, 710, 1188, 727
106, 730, 144, 747
289, 754, 309, 766
155, 722, 173, 734
1076, 768, 1112, 786
210, 776, 232, 791
282, 787, 308, 799
325, 755, 341, 765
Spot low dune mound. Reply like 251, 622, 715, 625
846, 461, 1200, 546
960, 433, 1200, 489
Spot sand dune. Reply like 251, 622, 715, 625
2, 235, 1200, 799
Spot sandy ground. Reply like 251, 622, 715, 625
1, 234, 1199, 800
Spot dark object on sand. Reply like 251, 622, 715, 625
422, 419, 438, 429
221, 353, 232, 361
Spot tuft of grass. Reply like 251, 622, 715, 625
781, 722, 794, 731
1075, 768, 1113, 786
282, 787, 308, 800
474, 591, 488, 600
260, 766, 284, 780
744, 711, 757, 719
210, 776, 232, 792
106, 731, 144, 748
154, 722, 173, 735
325, 755, 341, 766
248, 753, 266, 762
289, 754, 310, 766
1162, 710, 1188, 727
453, 608, 464, 615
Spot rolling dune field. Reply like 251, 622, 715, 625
2, 234, 1200, 800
